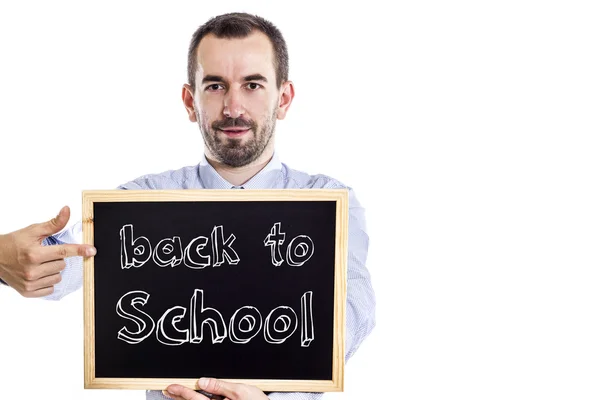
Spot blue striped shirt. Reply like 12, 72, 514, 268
44, 152, 376, 400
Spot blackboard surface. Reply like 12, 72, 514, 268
83, 190, 348, 392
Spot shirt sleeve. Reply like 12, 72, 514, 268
343, 188, 377, 360
41, 221, 85, 301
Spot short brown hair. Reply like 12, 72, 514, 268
187, 12, 289, 90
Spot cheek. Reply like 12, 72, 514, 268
198, 94, 223, 114
198, 110, 213, 130
245, 93, 278, 121
197, 98, 221, 125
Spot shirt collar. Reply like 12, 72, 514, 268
198, 152, 283, 189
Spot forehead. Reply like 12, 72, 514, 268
196, 31, 276, 81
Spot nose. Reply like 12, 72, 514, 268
223, 88, 245, 119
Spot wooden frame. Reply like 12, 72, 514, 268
82, 189, 348, 392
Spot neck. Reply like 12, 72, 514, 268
205, 148, 274, 186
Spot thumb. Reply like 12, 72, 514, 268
33, 206, 71, 237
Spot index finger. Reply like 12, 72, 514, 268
38, 243, 96, 262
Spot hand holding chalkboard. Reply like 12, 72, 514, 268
165, 377, 265, 400
0, 206, 96, 297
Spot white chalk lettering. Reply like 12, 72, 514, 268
229, 306, 263, 344
120, 224, 152, 269
116, 290, 155, 344
184, 236, 211, 269
152, 237, 183, 268
264, 306, 298, 344
156, 306, 189, 346
190, 289, 227, 344
263, 222, 286, 266
264, 223, 315, 267
211, 225, 240, 267
286, 235, 315, 267
300, 291, 315, 347
115, 290, 314, 347
119, 224, 241, 269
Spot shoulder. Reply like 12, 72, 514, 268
282, 163, 363, 209
282, 163, 346, 189
117, 164, 201, 190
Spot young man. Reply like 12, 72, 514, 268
0, 12, 375, 400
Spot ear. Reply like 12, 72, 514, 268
276, 81, 295, 120
182, 84, 198, 122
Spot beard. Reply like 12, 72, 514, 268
197, 108, 278, 168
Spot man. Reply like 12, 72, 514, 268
0, 12, 375, 400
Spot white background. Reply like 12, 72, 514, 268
0, 0, 599, 399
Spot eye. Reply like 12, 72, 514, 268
246, 82, 262, 91
205, 84, 224, 92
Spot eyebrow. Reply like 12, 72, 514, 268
202, 75, 225, 84
201, 74, 268, 84
244, 74, 268, 83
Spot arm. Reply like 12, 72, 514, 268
0, 179, 145, 298
343, 188, 377, 360
0, 206, 95, 299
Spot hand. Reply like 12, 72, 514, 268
0, 206, 96, 297
164, 378, 270, 400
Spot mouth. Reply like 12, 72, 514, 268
218, 128, 251, 138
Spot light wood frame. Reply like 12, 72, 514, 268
82, 189, 348, 392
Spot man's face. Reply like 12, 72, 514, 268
185, 31, 287, 167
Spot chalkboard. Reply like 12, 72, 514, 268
82, 189, 348, 392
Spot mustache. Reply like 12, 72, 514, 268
212, 117, 257, 130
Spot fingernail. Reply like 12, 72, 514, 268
198, 378, 209, 388
86, 247, 97, 257
162, 390, 172, 398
